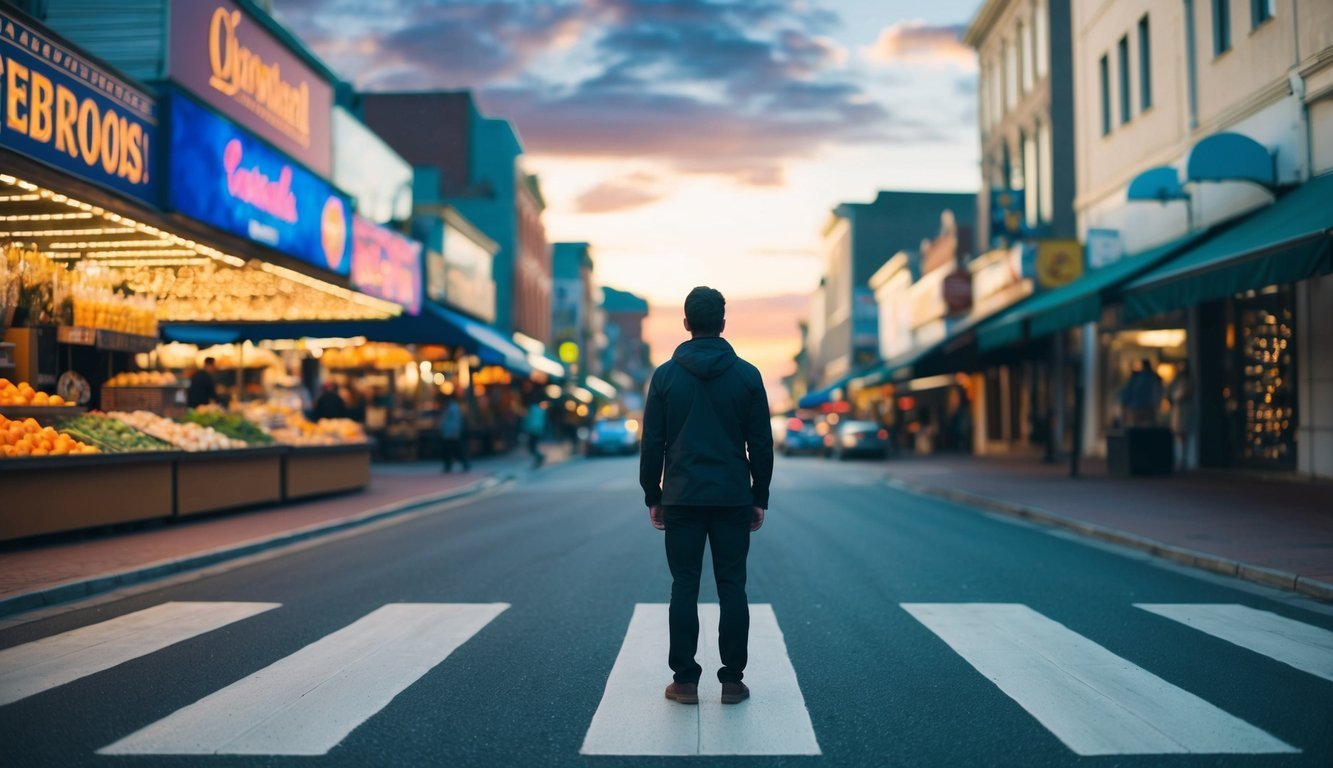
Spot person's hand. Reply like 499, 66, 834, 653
649, 505, 665, 530
750, 506, 765, 532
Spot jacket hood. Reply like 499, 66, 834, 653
672, 337, 738, 380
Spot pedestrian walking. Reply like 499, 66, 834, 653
1119, 358, 1164, 427
524, 401, 548, 468
639, 286, 773, 707
186, 357, 220, 408
312, 381, 348, 421
440, 396, 470, 473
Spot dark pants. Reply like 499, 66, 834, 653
527, 433, 544, 466
663, 505, 751, 684
441, 437, 469, 472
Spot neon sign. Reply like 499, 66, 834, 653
169, 0, 331, 175
167, 92, 350, 275
351, 216, 423, 314
0, 9, 158, 204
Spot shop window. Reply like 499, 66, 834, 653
1099, 54, 1111, 135
1118, 35, 1132, 125
1213, 0, 1231, 55
1251, 0, 1275, 28
1233, 287, 1297, 470
1139, 15, 1153, 110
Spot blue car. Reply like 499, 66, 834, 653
782, 420, 824, 456
586, 418, 640, 457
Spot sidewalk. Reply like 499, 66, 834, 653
882, 453, 1333, 600
0, 442, 575, 618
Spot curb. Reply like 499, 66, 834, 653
883, 476, 1333, 603
0, 474, 513, 620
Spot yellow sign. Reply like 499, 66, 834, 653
1035, 239, 1085, 290
558, 341, 579, 364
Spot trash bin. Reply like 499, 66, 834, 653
1107, 427, 1173, 476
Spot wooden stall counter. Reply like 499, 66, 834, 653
0, 452, 176, 541
174, 446, 285, 516
283, 443, 372, 500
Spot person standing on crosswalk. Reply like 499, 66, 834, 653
640, 286, 773, 707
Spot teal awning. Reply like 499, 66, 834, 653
1123, 173, 1333, 321
976, 230, 1209, 351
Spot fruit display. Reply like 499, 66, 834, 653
0, 378, 73, 407
0, 414, 98, 457
321, 343, 414, 369
234, 402, 367, 446
105, 371, 180, 387
181, 407, 275, 445
107, 410, 248, 451
3, 244, 158, 335
59, 413, 173, 453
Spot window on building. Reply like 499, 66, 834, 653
1005, 38, 1018, 109
1099, 54, 1111, 135
1213, 0, 1231, 55
1035, 0, 1049, 78
1038, 120, 1053, 224
992, 57, 1004, 123
1024, 129, 1039, 228
1138, 15, 1152, 110
1012, 132, 1026, 191
1251, 0, 1275, 27
1118, 35, 1131, 124
979, 67, 989, 134
1019, 20, 1033, 94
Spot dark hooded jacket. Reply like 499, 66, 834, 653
639, 336, 773, 509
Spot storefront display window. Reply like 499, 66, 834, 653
1232, 287, 1297, 470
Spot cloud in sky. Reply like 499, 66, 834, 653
274, 0, 903, 185
574, 173, 664, 214
863, 20, 976, 70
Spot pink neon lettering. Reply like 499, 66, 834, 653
222, 138, 298, 224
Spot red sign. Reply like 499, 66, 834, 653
942, 269, 973, 315
351, 216, 423, 314
168, 0, 332, 175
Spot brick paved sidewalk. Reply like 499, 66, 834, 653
0, 442, 577, 615
882, 453, 1333, 599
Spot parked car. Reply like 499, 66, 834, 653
827, 420, 889, 460
586, 418, 640, 457
781, 418, 824, 456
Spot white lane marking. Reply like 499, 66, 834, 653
697, 604, 821, 755
0, 602, 279, 707
99, 603, 507, 756
1137, 604, 1333, 683
580, 603, 820, 756
902, 603, 1298, 756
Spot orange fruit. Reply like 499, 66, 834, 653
49, 394, 65, 406
30, 447, 48, 456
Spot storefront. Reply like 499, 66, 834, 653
0, 6, 395, 541
1120, 172, 1333, 478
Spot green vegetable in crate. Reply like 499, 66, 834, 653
59, 413, 173, 453
181, 409, 274, 444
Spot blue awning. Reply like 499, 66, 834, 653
163, 302, 531, 373
1123, 173, 1333, 321
975, 230, 1210, 351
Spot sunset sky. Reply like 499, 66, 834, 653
270, 0, 984, 402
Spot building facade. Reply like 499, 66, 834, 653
362, 92, 551, 340
599, 287, 652, 407
1071, 0, 1333, 479
552, 242, 598, 378
808, 191, 977, 390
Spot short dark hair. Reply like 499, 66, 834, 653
684, 286, 725, 335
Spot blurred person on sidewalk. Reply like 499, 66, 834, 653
640, 286, 773, 707
1119, 358, 1164, 427
523, 401, 547, 468
187, 357, 220, 409
439, 394, 470, 473
313, 381, 348, 421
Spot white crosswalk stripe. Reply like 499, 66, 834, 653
902, 603, 1299, 756
98, 603, 508, 756
580, 603, 820, 756
1137, 604, 1333, 683
0, 602, 279, 707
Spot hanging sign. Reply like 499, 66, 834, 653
351, 215, 423, 314
1034, 239, 1085, 289
0, 8, 158, 204
167, 0, 332, 175
167, 92, 351, 275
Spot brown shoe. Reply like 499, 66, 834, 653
721, 682, 750, 704
664, 682, 699, 705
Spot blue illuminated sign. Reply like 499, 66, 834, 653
0, 9, 159, 205
167, 92, 350, 275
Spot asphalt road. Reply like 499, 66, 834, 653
2, 454, 1331, 767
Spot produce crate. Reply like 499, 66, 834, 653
0, 453, 176, 541
102, 385, 189, 418
284, 444, 372, 500
174, 446, 285, 516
